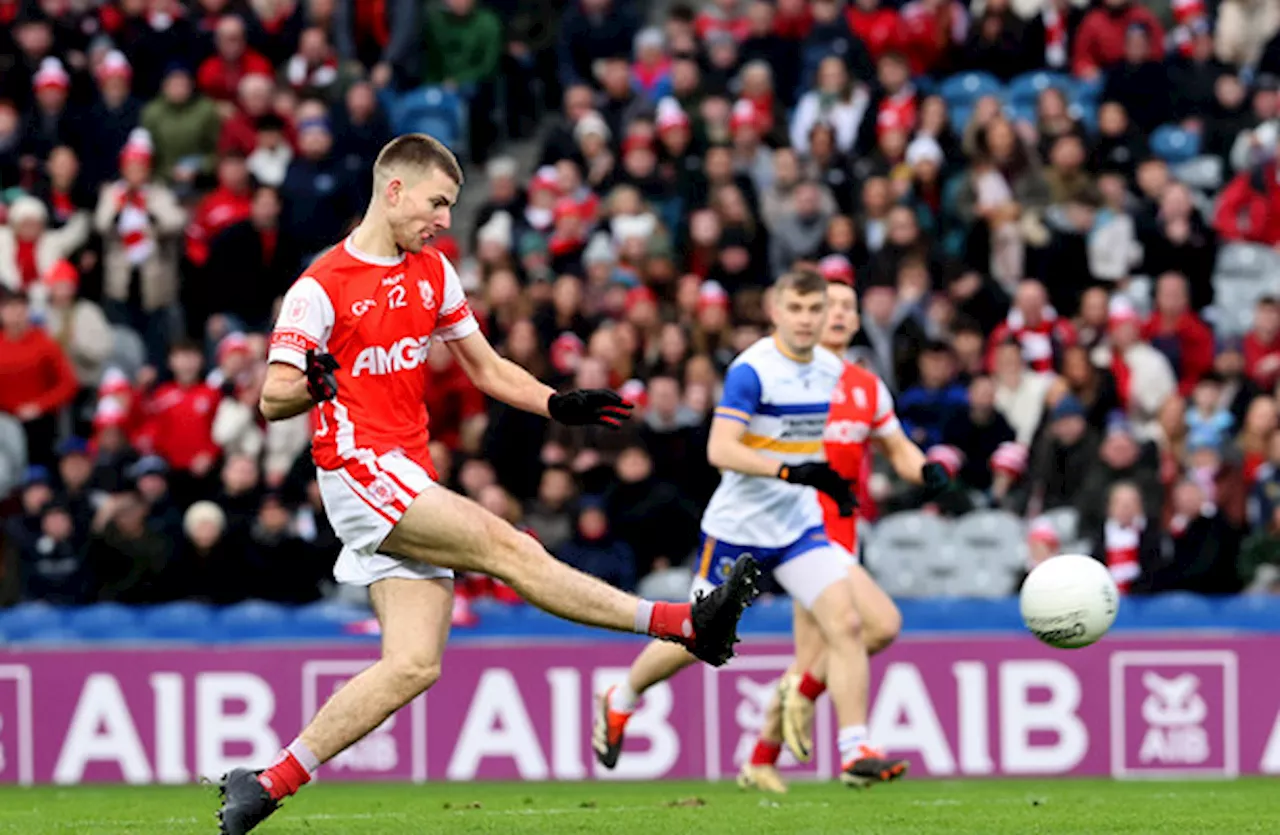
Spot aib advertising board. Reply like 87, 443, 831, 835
0, 635, 1277, 784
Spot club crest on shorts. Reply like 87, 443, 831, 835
368, 475, 397, 507
418, 279, 437, 312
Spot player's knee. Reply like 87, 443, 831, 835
864, 602, 902, 654
385, 654, 442, 696
816, 589, 865, 648
489, 521, 553, 583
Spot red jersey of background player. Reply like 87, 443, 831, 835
267, 236, 479, 475
820, 361, 901, 552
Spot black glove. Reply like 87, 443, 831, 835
779, 462, 858, 517
920, 461, 952, 500
304, 349, 340, 403
548, 389, 635, 428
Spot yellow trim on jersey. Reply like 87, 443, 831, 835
714, 406, 752, 421
741, 433, 824, 454
698, 536, 716, 578
772, 333, 812, 364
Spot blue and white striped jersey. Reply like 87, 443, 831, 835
700, 336, 844, 548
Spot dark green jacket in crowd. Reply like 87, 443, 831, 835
421, 3, 503, 86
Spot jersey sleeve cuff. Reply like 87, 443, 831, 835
267, 347, 307, 370
434, 316, 480, 342
714, 406, 751, 424
871, 415, 901, 437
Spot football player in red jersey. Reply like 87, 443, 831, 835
738, 274, 953, 793
216, 135, 761, 835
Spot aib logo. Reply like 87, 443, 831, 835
1138, 672, 1209, 765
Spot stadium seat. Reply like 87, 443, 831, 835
140, 601, 216, 639
948, 105, 974, 135
391, 86, 467, 158
1150, 125, 1201, 164
867, 511, 954, 597
21, 626, 84, 644
928, 597, 1024, 630
0, 601, 63, 639
953, 511, 1028, 575
1216, 242, 1274, 279
1216, 595, 1280, 631
64, 603, 141, 636
1071, 75, 1105, 105
216, 600, 294, 640
1171, 156, 1223, 193
291, 599, 373, 633
1039, 507, 1080, 545
1003, 102, 1036, 127
1130, 592, 1215, 627
939, 72, 1003, 110
1005, 71, 1071, 107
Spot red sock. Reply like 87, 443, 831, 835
750, 739, 782, 766
797, 671, 826, 701
257, 751, 311, 801
645, 602, 694, 641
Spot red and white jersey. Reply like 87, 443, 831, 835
821, 361, 900, 552
268, 235, 479, 473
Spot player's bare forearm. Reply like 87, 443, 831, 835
260, 364, 315, 421
447, 332, 552, 417
476, 354, 555, 417
876, 430, 928, 485
707, 417, 786, 478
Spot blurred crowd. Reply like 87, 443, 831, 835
5, 0, 1280, 612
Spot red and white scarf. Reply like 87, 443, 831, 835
1004, 307, 1062, 373
1043, 6, 1067, 69
1104, 517, 1145, 593
117, 189, 154, 266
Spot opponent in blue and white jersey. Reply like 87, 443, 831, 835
700, 336, 845, 549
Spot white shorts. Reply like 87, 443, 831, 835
316, 450, 453, 587
689, 544, 850, 610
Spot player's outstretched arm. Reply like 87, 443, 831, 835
446, 330, 555, 416
876, 428, 951, 498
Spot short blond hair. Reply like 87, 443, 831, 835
374, 134, 464, 188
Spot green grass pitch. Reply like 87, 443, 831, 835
0, 778, 1273, 834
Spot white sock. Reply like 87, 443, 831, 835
837, 725, 868, 763
611, 681, 640, 712
633, 600, 654, 634
287, 739, 321, 773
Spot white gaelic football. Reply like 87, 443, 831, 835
1020, 554, 1120, 649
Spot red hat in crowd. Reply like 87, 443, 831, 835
33, 57, 70, 94
621, 135, 654, 157
96, 50, 132, 83
818, 254, 856, 286
529, 166, 560, 198
990, 441, 1029, 479
1108, 296, 1141, 329
216, 332, 251, 364
624, 285, 658, 315
550, 332, 585, 375
119, 127, 154, 167
93, 397, 130, 430
1028, 517, 1062, 549
619, 378, 647, 410
656, 99, 690, 133
43, 259, 79, 289
696, 279, 730, 312
925, 444, 964, 478
729, 99, 760, 133
98, 367, 133, 398
553, 196, 583, 223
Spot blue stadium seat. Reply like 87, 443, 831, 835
1004, 102, 1037, 128
216, 600, 294, 640
1150, 125, 1200, 164
140, 601, 216, 640
1213, 595, 1280, 631
939, 72, 1003, 110
1130, 592, 1215, 628
392, 86, 466, 157
1071, 75, 1105, 105
65, 603, 141, 636
291, 599, 372, 633
0, 602, 63, 640
22, 626, 83, 644
920, 597, 1025, 631
1005, 71, 1072, 107
948, 105, 974, 135
71, 623, 156, 643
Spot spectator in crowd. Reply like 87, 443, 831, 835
1078, 417, 1164, 538
941, 374, 1015, 492
555, 495, 637, 591
1244, 297, 1280, 390
1144, 272, 1215, 397
525, 466, 577, 553
130, 454, 185, 543
86, 489, 170, 603
133, 341, 221, 484
0, 289, 77, 467
94, 129, 186, 365
203, 185, 299, 331
165, 499, 242, 603
1102, 24, 1173, 134
557, 0, 640, 89
36, 260, 113, 389
898, 340, 968, 448
1140, 477, 1242, 594
1073, 0, 1165, 79
986, 279, 1076, 374
421, 0, 503, 162
17, 499, 91, 605
1093, 480, 1162, 594
53, 437, 96, 534
279, 112, 358, 258
0, 195, 88, 292
81, 49, 143, 190
1096, 297, 1177, 435
331, 0, 419, 90
198, 15, 275, 105
141, 67, 222, 187
1239, 504, 1280, 592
